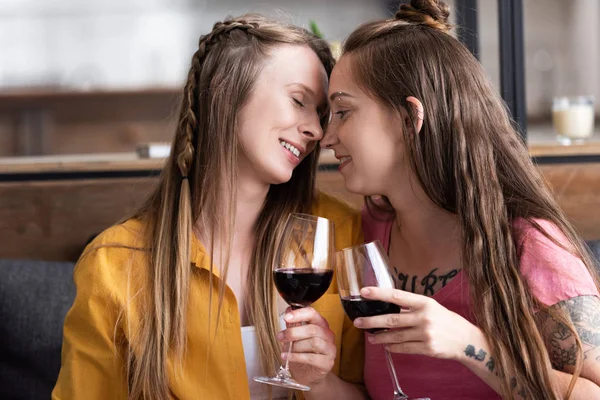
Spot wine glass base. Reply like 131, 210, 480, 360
253, 376, 310, 391
395, 397, 430, 400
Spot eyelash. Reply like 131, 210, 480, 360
335, 110, 349, 119
293, 98, 305, 107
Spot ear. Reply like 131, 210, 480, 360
406, 96, 424, 134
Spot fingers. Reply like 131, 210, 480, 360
360, 287, 429, 309
289, 335, 336, 356
277, 307, 337, 370
385, 342, 425, 355
282, 351, 335, 372
278, 322, 335, 345
354, 311, 419, 331
283, 307, 331, 330
367, 327, 421, 345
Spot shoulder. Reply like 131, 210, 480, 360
513, 218, 598, 307
313, 191, 362, 249
89, 219, 146, 248
75, 219, 149, 297
313, 191, 360, 226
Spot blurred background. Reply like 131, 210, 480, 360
0, 0, 599, 259
0, 0, 598, 156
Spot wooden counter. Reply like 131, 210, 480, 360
1, 152, 599, 261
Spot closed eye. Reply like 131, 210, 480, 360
293, 98, 305, 107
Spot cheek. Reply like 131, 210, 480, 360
357, 137, 399, 176
245, 94, 296, 133
264, 97, 297, 130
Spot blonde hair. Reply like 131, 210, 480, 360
125, 14, 334, 399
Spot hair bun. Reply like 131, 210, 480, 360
395, 0, 452, 33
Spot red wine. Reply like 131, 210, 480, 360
274, 268, 333, 308
341, 296, 401, 334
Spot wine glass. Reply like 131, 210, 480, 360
254, 213, 335, 391
336, 240, 430, 400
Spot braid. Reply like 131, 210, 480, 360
175, 19, 259, 178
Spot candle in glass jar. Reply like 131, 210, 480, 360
552, 96, 595, 144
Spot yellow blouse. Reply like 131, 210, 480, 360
52, 192, 364, 400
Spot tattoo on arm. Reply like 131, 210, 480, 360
485, 357, 495, 372
539, 295, 600, 371
464, 345, 527, 398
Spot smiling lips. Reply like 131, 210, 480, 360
279, 139, 306, 166
279, 140, 301, 157
338, 155, 352, 170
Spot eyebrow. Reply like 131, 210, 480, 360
286, 83, 316, 97
329, 91, 354, 102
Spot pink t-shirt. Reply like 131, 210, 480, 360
361, 207, 599, 400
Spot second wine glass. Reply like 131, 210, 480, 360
336, 240, 430, 400
254, 213, 335, 391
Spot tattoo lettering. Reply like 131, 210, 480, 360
464, 346, 526, 397
463, 345, 487, 361
539, 296, 600, 371
485, 357, 495, 372
464, 345, 477, 358
438, 269, 459, 287
397, 272, 418, 294
475, 349, 487, 361
395, 267, 460, 296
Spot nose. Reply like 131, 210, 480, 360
299, 114, 324, 142
320, 122, 338, 149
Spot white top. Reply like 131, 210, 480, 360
242, 315, 290, 399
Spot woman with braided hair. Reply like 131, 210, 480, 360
53, 14, 366, 400
322, 0, 600, 399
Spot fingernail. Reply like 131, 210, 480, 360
281, 352, 288, 360
284, 313, 293, 322
354, 318, 363, 327
361, 288, 371, 296
277, 332, 284, 340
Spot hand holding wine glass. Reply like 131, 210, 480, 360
335, 241, 430, 400
254, 213, 335, 391
277, 305, 337, 388
352, 286, 478, 362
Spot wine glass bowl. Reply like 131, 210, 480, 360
254, 213, 335, 391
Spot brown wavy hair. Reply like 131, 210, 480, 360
123, 14, 334, 400
343, 0, 598, 398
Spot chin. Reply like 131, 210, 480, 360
266, 167, 294, 185
342, 176, 366, 196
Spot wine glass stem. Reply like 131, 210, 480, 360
384, 346, 408, 399
283, 340, 294, 372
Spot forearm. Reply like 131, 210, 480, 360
456, 327, 507, 397
551, 369, 600, 399
458, 328, 600, 399
305, 372, 368, 400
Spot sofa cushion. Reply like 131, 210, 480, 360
0, 259, 75, 400
588, 240, 600, 269
588, 240, 600, 258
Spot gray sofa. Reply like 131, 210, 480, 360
0, 260, 75, 400
1, 242, 599, 400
